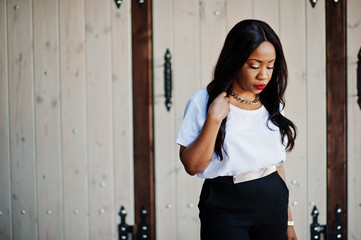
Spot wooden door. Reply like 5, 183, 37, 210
0, 1, 134, 239
153, 0, 327, 239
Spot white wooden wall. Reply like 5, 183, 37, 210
153, 0, 327, 239
0, 0, 134, 239
347, 0, 361, 239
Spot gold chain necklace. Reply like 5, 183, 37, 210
230, 91, 260, 105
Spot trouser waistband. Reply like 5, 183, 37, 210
206, 165, 277, 184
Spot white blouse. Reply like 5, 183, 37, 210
176, 88, 286, 178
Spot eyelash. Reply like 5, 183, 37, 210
250, 66, 275, 70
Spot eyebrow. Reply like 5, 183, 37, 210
249, 59, 275, 63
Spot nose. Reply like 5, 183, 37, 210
257, 67, 268, 80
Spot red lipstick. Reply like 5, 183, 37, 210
254, 84, 266, 90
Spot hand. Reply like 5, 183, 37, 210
286, 226, 297, 240
207, 92, 230, 123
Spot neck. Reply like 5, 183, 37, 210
230, 91, 260, 105
230, 88, 256, 100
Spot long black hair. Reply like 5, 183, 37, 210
207, 19, 297, 160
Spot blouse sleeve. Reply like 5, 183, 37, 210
176, 92, 207, 147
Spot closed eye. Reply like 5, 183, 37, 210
250, 66, 259, 69
267, 66, 275, 69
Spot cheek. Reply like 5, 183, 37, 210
236, 69, 257, 86
240, 73, 254, 86
246, 72, 257, 82
266, 71, 274, 81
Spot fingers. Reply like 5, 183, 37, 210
208, 91, 231, 122
220, 91, 227, 97
218, 92, 230, 103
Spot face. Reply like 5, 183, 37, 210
232, 41, 276, 97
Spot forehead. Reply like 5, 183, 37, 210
247, 41, 276, 60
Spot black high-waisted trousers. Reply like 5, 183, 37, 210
198, 171, 289, 240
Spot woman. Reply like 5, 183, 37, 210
176, 19, 298, 240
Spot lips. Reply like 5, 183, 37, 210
254, 84, 267, 90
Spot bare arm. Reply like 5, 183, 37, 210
277, 165, 298, 240
179, 92, 230, 175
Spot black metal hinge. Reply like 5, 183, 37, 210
310, 204, 344, 240
310, 0, 342, 8
114, 0, 146, 8
164, 49, 173, 111
114, 0, 122, 8
309, 0, 317, 8
119, 205, 149, 240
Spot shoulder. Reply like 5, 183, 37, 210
190, 88, 209, 102
186, 88, 209, 110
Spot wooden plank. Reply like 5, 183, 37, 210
111, 0, 135, 228
173, 0, 202, 239
347, 0, 361, 239
279, 0, 308, 238
131, 0, 155, 238
306, 0, 327, 238
173, 0, 201, 111
7, 0, 38, 239
253, 0, 279, 34
59, 0, 90, 238
0, 0, 12, 239
226, 0, 252, 31
33, 0, 63, 238
85, 0, 115, 239
325, 0, 347, 235
199, 0, 227, 87
152, 0, 177, 238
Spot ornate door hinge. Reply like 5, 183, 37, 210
114, 0, 122, 8
310, 204, 344, 240
164, 49, 173, 111
310, 0, 317, 8
119, 205, 149, 240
